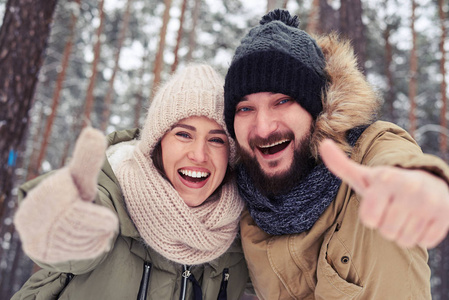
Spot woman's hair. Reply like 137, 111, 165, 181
151, 141, 166, 179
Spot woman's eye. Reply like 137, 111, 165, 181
175, 132, 191, 139
210, 137, 225, 144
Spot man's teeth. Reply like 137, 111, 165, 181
179, 169, 210, 178
259, 139, 290, 148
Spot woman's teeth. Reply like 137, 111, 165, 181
179, 169, 210, 178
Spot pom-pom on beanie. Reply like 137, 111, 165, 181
224, 9, 328, 138
139, 63, 236, 164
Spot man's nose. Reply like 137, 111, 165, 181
254, 109, 278, 138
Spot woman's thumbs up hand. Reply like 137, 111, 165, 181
14, 128, 119, 264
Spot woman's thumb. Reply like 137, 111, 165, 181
69, 127, 107, 201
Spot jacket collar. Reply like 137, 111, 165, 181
310, 33, 380, 160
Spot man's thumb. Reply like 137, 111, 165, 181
69, 127, 107, 201
319, 139, 368, 194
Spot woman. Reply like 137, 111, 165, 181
12, 64, 249, 299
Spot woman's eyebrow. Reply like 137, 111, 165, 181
172, 124, 195, 131
209, 129, 226, 135
172, 124, 226, 135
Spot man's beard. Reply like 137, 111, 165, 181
237, 129, 316, 197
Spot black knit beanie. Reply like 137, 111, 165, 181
224, 9, 327, 138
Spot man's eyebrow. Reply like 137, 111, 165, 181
240, 92, 276, 101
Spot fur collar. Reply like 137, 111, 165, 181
310, 33, 381, 160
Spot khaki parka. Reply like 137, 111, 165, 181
239, 34, 449, 300
12, 129, 249, 300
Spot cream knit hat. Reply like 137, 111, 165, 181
138, 64, 236, 164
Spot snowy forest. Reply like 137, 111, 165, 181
1, 0, 449, 299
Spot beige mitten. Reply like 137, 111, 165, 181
14, 128, 119, 263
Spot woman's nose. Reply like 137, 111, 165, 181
187, 141, 208, 163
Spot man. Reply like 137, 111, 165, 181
223, 9, 449, 299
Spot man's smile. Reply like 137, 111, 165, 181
257, 139, 291, 155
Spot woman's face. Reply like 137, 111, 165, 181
160, 116, 230, 207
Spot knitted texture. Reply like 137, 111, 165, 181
238, 127, 366, 235
14, 128, 119, 263
116, 64, 244, 265
224, 9, 327, 138
117, 149, 243, 265
140, 64, 236, 164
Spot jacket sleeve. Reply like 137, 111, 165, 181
10, 269, 73, 300
355, 121, 449, 183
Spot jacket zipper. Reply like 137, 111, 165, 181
57, 273, 74, 297
217, 268, 229, 300
179, 265, 191, 300
137, 261, 152, 300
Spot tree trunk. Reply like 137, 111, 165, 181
26, 105, 45, 180
383, 23, 396, 122
0, 0, 58, 298
408, 0, 418, 138
435, 0, 449, 294
171, 0, 188, 74
435, 237, 449, 298
59, 106, 83, 168
135, 40, 150, 128
31, 0, 81, 179
306, 0, 320, 34
151, 0, 173, 97
186, 0, 200, 62
314, 0, 338, 34
267, 0, 285, 12
83, 0, 106, 128
101, 0, 133, 132
438, 0, 447, 161
339, 0, 366, 72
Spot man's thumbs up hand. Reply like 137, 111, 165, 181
14, 128, 119, 263
319, 139, 449, 249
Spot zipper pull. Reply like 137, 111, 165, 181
182, 269, 191, 279
217, 268, 229, 300
179, 265, 192, 300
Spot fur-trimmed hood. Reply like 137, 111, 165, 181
310, 33, 381, 160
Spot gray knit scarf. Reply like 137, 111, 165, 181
237, 127, 366, 235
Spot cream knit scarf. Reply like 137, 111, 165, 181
116, 147, 244, 265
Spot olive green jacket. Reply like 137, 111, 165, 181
241, 121, 449, 300
12, 129, 249, 300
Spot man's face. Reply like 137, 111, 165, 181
234, 92, 315, 195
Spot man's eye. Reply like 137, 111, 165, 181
278, 98, 291, 105
236, 107, 252, 113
